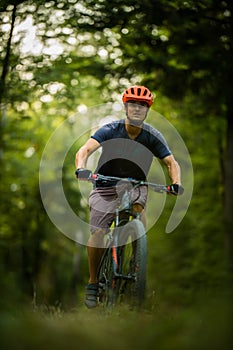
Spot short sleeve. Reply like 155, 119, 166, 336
91, 124, 113, 144
147, 127, 172, 159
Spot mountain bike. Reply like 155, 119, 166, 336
88, 173, 171, 309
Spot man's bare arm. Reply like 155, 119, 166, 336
75, 138, 100, 169
162, 155, 181, 185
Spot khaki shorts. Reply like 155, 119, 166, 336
89, 184, 147, 232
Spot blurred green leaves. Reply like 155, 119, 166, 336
0, 2, 232, 337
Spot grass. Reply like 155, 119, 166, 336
0, 295, 231, 350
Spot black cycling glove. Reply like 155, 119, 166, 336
75, 168, 92, 180
168, 184, 184, 195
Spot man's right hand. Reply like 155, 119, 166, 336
168, 183, 184, 195
75, 168, 92, 180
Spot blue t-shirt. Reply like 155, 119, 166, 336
91, 119, 171, 184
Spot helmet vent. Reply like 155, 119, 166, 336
122, 85, 154, 107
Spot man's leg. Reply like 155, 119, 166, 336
84, 229, 106, 308
87, 228, 105, 284
85, 187, 117, 308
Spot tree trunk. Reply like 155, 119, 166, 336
224, 109, 233, 270
224, 0, 233, 271
0, 4, 17, 106
0, 4, 17, 170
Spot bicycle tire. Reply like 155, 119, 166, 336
97, 245, 117, 308
117, 219, 147, 307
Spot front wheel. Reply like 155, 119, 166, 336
97, 244, 117, 308
117, 219, 147, 307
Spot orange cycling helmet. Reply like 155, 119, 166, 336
122, 85, 154, 107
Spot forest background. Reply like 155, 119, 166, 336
0, 0, 232, 349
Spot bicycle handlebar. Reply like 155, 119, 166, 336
88, 173, 170, 194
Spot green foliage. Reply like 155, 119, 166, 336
0, 5, 232, 348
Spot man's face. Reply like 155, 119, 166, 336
125, 100, 149, 126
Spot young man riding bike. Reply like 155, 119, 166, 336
75, 85, 183, 308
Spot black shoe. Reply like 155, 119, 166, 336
84, 283, 99, 309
